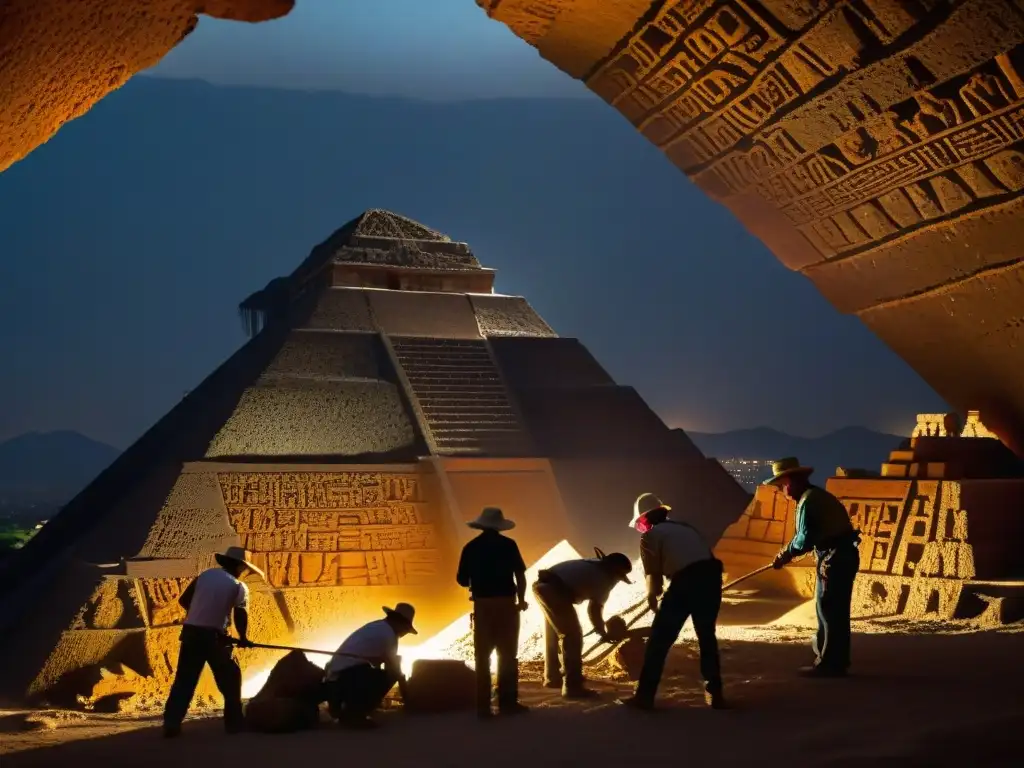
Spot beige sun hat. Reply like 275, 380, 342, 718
629, 493, 671, 529
467, 506, 516, 531
214, 545, 265, 581
762, 457, 814, 486
382, 602, 418, 634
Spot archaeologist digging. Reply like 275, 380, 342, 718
162, 545, 260, 738
533, 548, 633, 698
618, 493, 727, 711
456, 506, 530, 718
766, 457, 861, 677
322, 603, 417, 729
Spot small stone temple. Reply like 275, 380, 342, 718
715, 411, 1024, 622
0, 210, 748, 707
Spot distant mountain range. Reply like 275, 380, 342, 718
0, 426, 901, 512
687, 426, 904, 481
0, 431, 120, 513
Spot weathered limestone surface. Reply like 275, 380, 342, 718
0, 0, 293, 173
3, 1, 1024, 450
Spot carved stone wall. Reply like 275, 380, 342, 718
217, 471, 444, 589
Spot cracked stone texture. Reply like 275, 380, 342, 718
3, 1, 1024, 451
470, 295, 558, 338
205, 378, 417, 457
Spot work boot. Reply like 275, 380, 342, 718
616, 695, 653, 711
542, 679, 562, 690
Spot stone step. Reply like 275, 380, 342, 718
399, 363, 498, 374
405, 383, 506, 393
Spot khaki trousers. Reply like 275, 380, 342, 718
472, 596, 520, 711
533, 581, 584, 692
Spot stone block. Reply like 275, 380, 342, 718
470, 295, 557, 338
881, 463, 908, 478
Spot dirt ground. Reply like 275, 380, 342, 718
3, 601, 1023, 767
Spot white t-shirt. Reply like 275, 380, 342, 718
324, 619, 399, 680
183, 567, 249, 632
547, 558, 617, 605
640, 521, 712, 579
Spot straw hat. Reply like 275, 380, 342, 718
383, 602, 418, 634
629, 493, 671, 529
214, 545, 265, 580
762, 457, 814, 486
467, 506, 516, 531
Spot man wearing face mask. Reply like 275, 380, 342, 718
766, 457, 860, 678
618, 493, 725, 711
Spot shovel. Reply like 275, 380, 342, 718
231, 639, 374, 663
581, 560, 785, 665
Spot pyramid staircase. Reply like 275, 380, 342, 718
389, 338, 533, 456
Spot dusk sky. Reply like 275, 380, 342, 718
0, 1, 947, 449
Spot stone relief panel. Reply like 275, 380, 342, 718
579, 0, 1024, 272
218, 472, 443, 589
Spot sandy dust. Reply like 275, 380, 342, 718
3, 596, 1023, 767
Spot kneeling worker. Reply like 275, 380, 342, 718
619, 493, 726, 711
533, 549, 633, 698
163, 545, 260, 738
323, 603, 417, 729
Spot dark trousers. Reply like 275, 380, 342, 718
533, 581, 583, 691
472, 596, 520, 711
163, 625, 243, 730
813, 543, 859, 671
635, 558, 723, 704
325, 664, 397, 720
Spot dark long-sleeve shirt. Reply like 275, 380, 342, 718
783, 485, 856, 557
456, 530, 526, 600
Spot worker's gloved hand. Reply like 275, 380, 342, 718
517, 600, 529, 612
235, 637, 254, 648
772, 550, 793, 570
647, 595, 659, 613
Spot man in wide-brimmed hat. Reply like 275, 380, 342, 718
163, 545, 263, 738
765, 457, 861, 677
533, 547, 633, 699
618, 493, 726, 711
456, 507, 529, 717
323, 603, 417, 729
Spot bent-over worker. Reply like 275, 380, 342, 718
533, 549, 633, 698
618, 493, 726, 711
162, 545, 259, 738
456, 506, 529, 718
323, 603, 417, 729
766, 457, 860, 677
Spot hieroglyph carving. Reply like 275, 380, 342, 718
585, 1, 1024, 263
218, 472, 442, 589
844, 480, 974, 580
138, 578, 190, 628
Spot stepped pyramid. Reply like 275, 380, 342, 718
0, 210, 749, 706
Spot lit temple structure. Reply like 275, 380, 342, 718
715, 411, 1024, 621
0, 210, 748, 706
